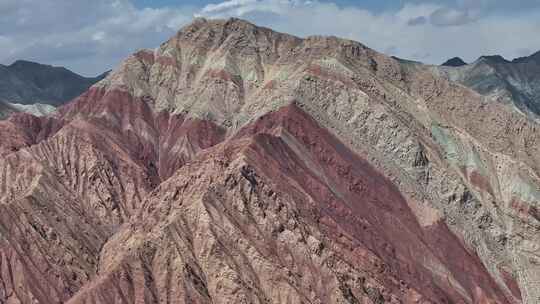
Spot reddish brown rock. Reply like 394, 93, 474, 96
1, 18, 538, 303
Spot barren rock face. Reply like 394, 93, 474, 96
1, 18, 538, 303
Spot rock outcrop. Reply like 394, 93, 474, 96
1, 18, 539, 303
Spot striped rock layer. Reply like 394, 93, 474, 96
1, 18, 539, 304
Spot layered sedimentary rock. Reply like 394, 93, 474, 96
1, 18, 539, 303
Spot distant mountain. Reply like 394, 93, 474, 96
478, 55, 510, 64
0, 60, 107, 118
513, 50, 540, 64
441, 57, 467, 67
436, 52, 540, 117
0, 101, 14, 119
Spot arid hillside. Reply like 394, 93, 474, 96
1, 18, 539, 303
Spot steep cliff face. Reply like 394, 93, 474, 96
1, 18, 539, 303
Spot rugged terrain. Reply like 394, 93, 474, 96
432, 52, 540, 118
1, 18, 539, 303
0, 60, 107, 118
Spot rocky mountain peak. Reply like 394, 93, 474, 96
167, 18, 375, 65
3, 18, 539, 304
172, 17, 301, 55
179, 17, 261, 36
101, 17, 397, 118
477, 54, 509, 64
441, 57, 467, 67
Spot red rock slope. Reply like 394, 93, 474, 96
2, 18, 538, 303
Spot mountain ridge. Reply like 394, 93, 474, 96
0, 18, 538, 303
441, 50, 540, 66
0, 60, 108, 118
0, 59, 108, 104
434, 50, 540, 117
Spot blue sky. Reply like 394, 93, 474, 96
133, 0, 401, 12
1, 0, 539, 76
132, 0, 540, 14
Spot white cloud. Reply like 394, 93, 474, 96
200, 0, 259, 15
92, 31, 106, 42
0, 0, 195, 76
1, 0, 540, 75
197, 0, 294, 18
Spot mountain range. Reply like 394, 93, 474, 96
0, 18, 539, 304
0, 60, 107, 118
434, 52, 540, 118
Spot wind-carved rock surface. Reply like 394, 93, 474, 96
1, 18, 539, 303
